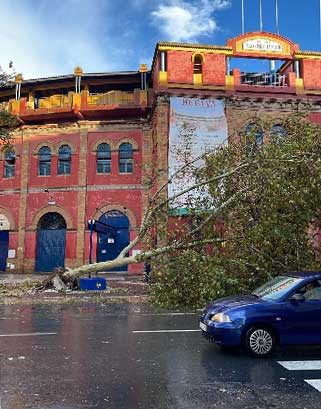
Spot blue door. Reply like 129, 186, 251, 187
0, 230, 9, 272
97, 210, 130, 272
36, 212, 66, 273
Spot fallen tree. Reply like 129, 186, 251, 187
37, 115, 321, 298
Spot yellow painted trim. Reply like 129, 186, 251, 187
192, 53, 205, 63
306, 90, 321, 95
294, 52, 321, 60
193, 73, 203, 86
158, 44, 233, 55
10, 100, 20, 114
166, 82, 226, 91
295, 78, 305, 94
279, 60, 293, 73
159, 71, 168, 86
235, 34, 291, 56
225, 75, 234, 90
139, 90, 148, 106
72, 93, 82, 109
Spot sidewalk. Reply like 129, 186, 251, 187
0, 273, 149, 298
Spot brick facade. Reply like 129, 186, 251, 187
2, 31, 321, 274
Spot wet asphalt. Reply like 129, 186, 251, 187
1, 302, 321, 409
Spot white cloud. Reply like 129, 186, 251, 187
151, 0, 231, 42
0, 0, 120, 79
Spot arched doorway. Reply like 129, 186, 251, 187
36, 212, 67, 272
97, 210, 130, 272
0, 214, 10, 272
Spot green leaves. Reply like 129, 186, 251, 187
151, 115, 321, 308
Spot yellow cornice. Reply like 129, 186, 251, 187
294, 51, 321, 59
158, 42, 233, 55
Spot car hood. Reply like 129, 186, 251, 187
206, 295, 265, 313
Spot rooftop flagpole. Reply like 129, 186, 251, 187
320, 0, 321, 46
275, 0, 279, 34
241, 0, 245, 34
259, 0, 263, 31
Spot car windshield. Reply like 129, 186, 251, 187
252, 275, 304, 301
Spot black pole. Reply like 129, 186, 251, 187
89, 221, 94, 278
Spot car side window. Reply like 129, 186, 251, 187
295, 280, 321, 301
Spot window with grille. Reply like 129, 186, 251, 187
97, 143, 111, 173
4, 150, 15, 178
119, 143, 133, 173
38, 146, 51, 176
58, 145, 71, 175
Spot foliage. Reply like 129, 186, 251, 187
150, 250, 240, 309
150, 115, 321, 308
0, 63, 18, 151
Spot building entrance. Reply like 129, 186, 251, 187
36, 212, 66, 272
96, 210, 130, 272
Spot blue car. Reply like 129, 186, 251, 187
199, 271, 321, 357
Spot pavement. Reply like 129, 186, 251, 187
1, 301, 321, 409
0, 273, 149, 298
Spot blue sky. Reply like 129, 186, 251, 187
1, 0, 321, 79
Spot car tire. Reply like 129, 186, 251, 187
244, 326, 276, 357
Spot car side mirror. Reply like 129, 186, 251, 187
290, 293, 305, 302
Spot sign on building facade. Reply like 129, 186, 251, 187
168, 97, 228, 208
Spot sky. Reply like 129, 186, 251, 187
1, 0, 321, 79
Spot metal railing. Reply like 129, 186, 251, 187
240, 72, 287, 87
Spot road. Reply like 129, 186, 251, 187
1, 301, 321, 409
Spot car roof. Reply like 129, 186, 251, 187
283, 271, 321, 279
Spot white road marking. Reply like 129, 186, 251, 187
132, 329, 201, 334
305, 379, 321, 392
0, 332, 57, 337
278, 361, 321, 371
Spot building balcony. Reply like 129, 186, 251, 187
3, 89, 149, 123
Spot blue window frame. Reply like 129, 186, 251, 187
38, 146, 51, 176
58, 145, 71, 175
4, 150, 15, 178
271, 124, 287, 140
119, 143, 133, 173
246, 123, 263, 144
97, 143, 111, 174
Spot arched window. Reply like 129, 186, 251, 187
96, 143, 111, 174
4, 149, 15, 178
38, 146, 51, 176
194, 56, 203, 74
245, 123, 263, 144
119, 143, 133, 173
271, 124, 287, 140
58, 145, 71, 175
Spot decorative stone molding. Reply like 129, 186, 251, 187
56, 141, 76, 154
93, 204, 137, 229
0, 207, 15, 230
32, 141, 56, 156
91, 138, 117, 152
30, 205, 74, 230
115, 138, 139, 151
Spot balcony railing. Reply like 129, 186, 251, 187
240, 72, 287, 87
2, 89, 148, 115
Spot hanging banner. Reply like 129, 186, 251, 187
168, 97, 228, 209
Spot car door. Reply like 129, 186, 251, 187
281, 279, 321, 345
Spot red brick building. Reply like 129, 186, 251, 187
1, 31, 321, 274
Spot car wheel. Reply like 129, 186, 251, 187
244, 326, 275, 357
